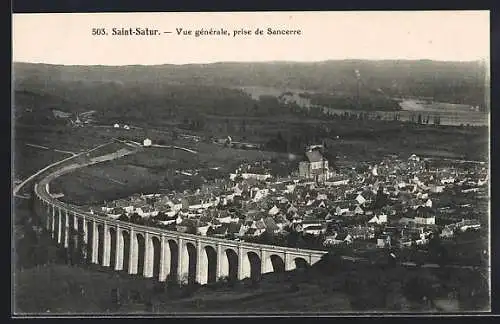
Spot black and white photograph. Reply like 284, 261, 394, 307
12, 11, 491, 315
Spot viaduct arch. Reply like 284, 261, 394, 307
31, 147, 328, 285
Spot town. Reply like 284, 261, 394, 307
86, 142, 488, 262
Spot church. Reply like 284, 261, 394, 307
298, 147, 331, 182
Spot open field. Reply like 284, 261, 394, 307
52, 143, 287, 205
13, 255, 489, 314
13, 146, 69, 182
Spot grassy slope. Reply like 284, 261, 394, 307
13, 257, 489, 314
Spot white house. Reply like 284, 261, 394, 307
167, 200, 184, 212
241, 173, 272, 181
317, 193, 328, 201
268, 205, 280, 216
368, 214, 387, 225
252, 188, 269, 202
159, 219, 177, 226
326, 179, 349, 186
456, 219, 481, 232
414, 215, 436, 225
303, 225, 326, 236
335, 207, 350, 216
143, 138, 152, 147
123, 205, 135, 214
123, 125, 130, 130
354, 205, 364, 215
355, 194, 366, 205
323, 233, 353, 246
197, 225, 210, 236
135, 207, 158, 218
285, 184, 296, 193
430, 185, 445, 193
441, 178, 455, 185
106, 213, 122, 219
113, 123, 120, 128
188, 201, 214, 211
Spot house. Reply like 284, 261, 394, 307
414, 215, 435, 225
415, 237, 429, 246
238, 223, 250, 237
355, 194, 366, 205
376, 235, 392, 248
135, 206, 158, 218
158, 218, 177, 226
323, 233, 353, 246
197, 224, 211, 236
287, 205, 298, 215
274, 215, 289, 230
182, 195, 214, 211
414, 206, 436, 225
227, 222, 243, 236
106, 212, 122, 219
213, 224, 229, 237
408, 154, 420, 162
399, 237, 413, 248
430, 185, 445, 193
176, 219, 194, 233
167, 199, 183, 212
456, 219, 481, 232
263, 217, 280, 234
335, 206, 350, 216
251, 219, 267, 236
346, 226, 375, 240
441, 177, 455, 185
317, 193, 328, 201
303, 225, 326, 236
113, 123, 120, 128
440, 226, 454, 238
244, 228, 260, 237
399, 217, 415, 226
252, 188, 269, 202
268, 205, 280, 216
368, 214, 387, 225
143, 138, 152, 147
285, 184, 296, 193
354, 205, 364, 215
101, 206, 114, 213
298, 149, 330, 182
241, 173, 272, 181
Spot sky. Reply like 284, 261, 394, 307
12, 11, 490, 65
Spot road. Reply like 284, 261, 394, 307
13, 141, 118, 197
26, 143, 77, 157
15, 135, 197, 198
150, 144, 198, 154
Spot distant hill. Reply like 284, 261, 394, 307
14, 60, 487, 106
12, 60, 488, 124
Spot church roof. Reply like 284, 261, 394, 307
305, 150, 324, 163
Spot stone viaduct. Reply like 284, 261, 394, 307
31, 147, 328, 285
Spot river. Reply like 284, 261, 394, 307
238, 86, 489, 127
321, 99, 489, 127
